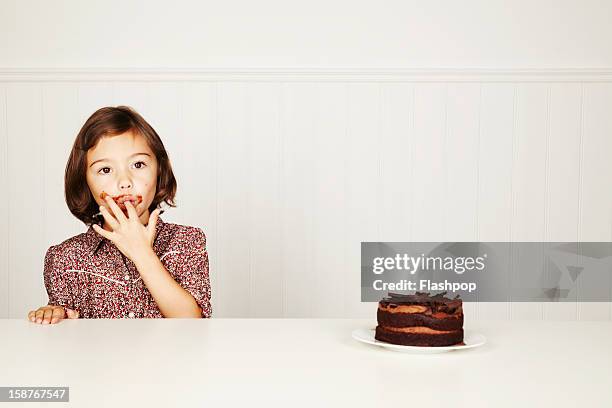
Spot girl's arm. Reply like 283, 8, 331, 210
133, 248, 204, 318
43, 245, 75, 310
29, 245, 80, 324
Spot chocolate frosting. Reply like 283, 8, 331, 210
379, 291, 462, 313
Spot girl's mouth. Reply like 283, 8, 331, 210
100, 191, 143, 209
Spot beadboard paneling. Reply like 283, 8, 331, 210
0, 70, 611, 320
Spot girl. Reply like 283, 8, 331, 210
27, 106, 212, 324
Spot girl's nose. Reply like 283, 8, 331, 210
119, 180, 132, 190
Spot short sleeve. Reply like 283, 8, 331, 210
162, 228, 212, 318
43, 245, 73, 308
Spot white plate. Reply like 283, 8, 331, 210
351, 328, 486, 354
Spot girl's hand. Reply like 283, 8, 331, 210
28, 305, 79, 324
92, 195, 161, 264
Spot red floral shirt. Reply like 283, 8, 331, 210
43, 216, 212, 318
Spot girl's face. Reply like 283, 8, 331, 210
86, 130, 159, 229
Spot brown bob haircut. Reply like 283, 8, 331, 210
65, 106, 177, 226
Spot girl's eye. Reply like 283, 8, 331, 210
97, 161, 146, 174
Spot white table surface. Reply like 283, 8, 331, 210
1, 318, 611, 407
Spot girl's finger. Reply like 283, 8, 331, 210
65, 308, 79, 319
99, 207, 120, 231
28, 310, 35, 322
103, 194, 128, 224
99, 205, 120, 231
42, 308, 53, 324
51, 307, 64, 324
148, 209, 159, 229
92, 224, 112, 240
125, 200, 138, 221
148, 209, 160, 240
35, 309, 44, 324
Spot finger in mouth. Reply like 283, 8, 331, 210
100, 191, 143, 208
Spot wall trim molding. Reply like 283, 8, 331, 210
1, 67, 612, 82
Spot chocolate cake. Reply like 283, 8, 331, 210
375, 292, 464, 347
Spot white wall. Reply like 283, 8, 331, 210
1, 1, 611, 320
1, 0, 611, 69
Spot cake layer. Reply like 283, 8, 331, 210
380, 304, 430, 314
375, 325, 463, 347
379, 292, 462, 314
381, 325, 454, 334
378, 302, 462, 317
377, 308, 463, 331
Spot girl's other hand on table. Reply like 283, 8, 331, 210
27, 305, 79, 324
